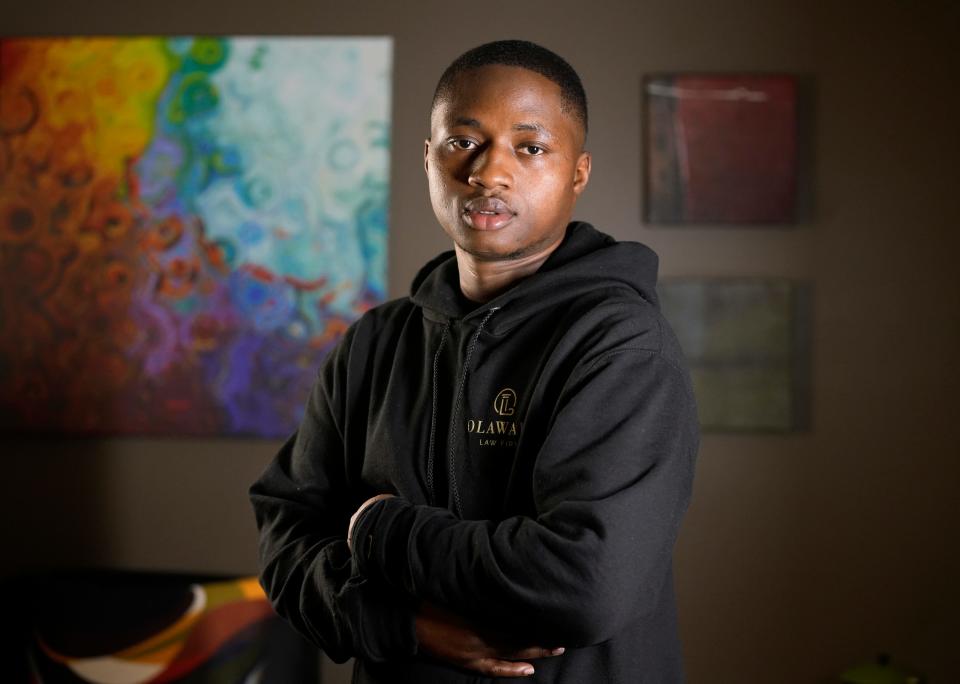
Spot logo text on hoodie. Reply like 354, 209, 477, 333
467, 388, 523, 448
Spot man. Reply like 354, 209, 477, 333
251, 40, 698, 682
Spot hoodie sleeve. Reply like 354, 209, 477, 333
249, 327, 418, 663
350, 346, 698, 647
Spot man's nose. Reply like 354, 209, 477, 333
467, 144, 513, 190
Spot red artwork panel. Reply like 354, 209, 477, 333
645, 74, 798, 224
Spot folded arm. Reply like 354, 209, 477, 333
249, 332, 418, 663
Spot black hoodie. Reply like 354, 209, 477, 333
250, 222, 699, 683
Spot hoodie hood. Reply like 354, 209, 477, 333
410, 222, 660, 329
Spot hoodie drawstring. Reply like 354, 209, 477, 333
426, 325, 449, 506
446, 307, 499, 518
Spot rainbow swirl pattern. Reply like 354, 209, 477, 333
0, 37, 391, 437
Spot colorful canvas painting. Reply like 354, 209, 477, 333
0, 36, 392, 437
659, 279, 811, 432
645, 74, 798, 224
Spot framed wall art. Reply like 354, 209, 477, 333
659, 278, 812, 432
0, 36, 392, 437
644, 74, 798, 224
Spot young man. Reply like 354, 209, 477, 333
251, 40, 698, 682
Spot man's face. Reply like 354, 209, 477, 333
425, 65, 591, 261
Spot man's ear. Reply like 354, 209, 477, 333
424, 139, 430, 174
573, 151, 592, 195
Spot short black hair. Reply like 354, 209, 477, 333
432, 40, 588, 135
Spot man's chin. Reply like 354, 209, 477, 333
455, 237, 528, 262
453, 232, 563, 263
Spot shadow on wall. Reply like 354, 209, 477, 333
2, 437, 115, 579
0, 435, 268, 580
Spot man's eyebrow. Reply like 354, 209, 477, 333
514, 122, 555, 138
452, 117, 481, 128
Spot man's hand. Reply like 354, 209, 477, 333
347, 493, 395, 550
415, 601, 564, 678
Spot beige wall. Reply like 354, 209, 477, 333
4, 1, 958, 682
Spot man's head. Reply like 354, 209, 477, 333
426, 40, 592, 265
431, 40, 588, 142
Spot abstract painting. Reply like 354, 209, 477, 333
645, 74, 798, 224
659, 279, 811, 432
0, 36, 392, 437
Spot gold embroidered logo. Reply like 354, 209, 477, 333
467, 388, 522, 448
493, 388, 517, 416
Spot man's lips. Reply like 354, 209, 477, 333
462, 197, 515, 231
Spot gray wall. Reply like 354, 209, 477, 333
5, 1, 958, 682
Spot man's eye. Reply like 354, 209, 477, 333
451, 139, 476, 150
522, 145, 544, 155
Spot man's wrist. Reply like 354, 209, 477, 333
349, 495, 430, 593
348, 493, 394, 550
